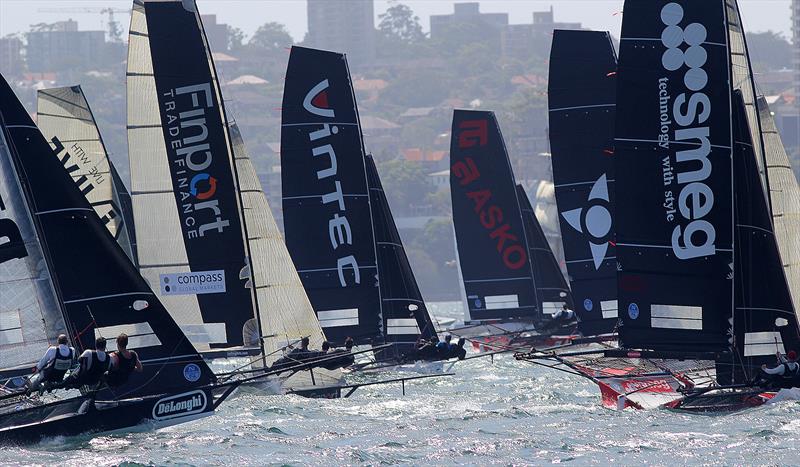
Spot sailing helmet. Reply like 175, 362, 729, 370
788, 350, 797, 361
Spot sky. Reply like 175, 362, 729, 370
0, 0, 794, 42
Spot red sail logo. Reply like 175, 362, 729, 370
452, 119, 527, 270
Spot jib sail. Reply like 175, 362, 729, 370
759, 96, 800, 319
127, 0, 256, 349
728, 90, 800, 384
548, 29, 618, 336
450, 110, 540, 322
0, 73, 214, 398
615, 0, 734, 352
37, 86, 137, 264
281, 46, 383, 346
229, 121, 341, 386
516, 184, 573, 315
365, 154, 437, 351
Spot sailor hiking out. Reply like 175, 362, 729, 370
106, 333, 143, 387
754, 351, 800, 388
60, 336, 111, 390
28, 334, 76, 394
553, 304, 576, 322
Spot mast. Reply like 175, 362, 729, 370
548, 29, 618, 336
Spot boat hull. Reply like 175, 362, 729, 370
0, 385, 233, 444
663, 390, 775, 414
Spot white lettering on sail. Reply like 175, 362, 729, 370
658, 2, 716, 260
303, 80, 361, 287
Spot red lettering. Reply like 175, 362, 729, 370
451, 157, 480, 186
503, 244, 527, 270
479, 205, 503, 229
467, 190, 491, 213
489, 224, 518, 252
458, 120, 488, 148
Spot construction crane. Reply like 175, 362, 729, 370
35, 7, 130, 42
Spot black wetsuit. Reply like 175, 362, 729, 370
106, 351, 139, 387
63, 350, 110, 389
42, 347, 74, 383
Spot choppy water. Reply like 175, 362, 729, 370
3, 304, 800, 465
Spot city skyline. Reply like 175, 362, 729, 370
0, 0, 793, 43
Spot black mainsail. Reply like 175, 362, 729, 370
281, 47, 439, 360
615, 0, 734, 353
548, 29, 618, 336
128, 0, 256, 349
37, 86, 138, 264
450, 109, 570, 324
281, 46, 382, 346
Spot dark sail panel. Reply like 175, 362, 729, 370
0, 73, 214, 399
729, 91, 800, 383
110, 163, 138, 265
365, 155, 437, 348
516, 185, 573, 315
281, 46, 382, 345
140, 0, 254, 346
615, 1, 733, 352
450, 110, 539, 322
548, 29, 618, 336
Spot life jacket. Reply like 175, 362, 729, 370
782, 361, 800, 379
106, 351, 138, 387
78, 351, 110, 384
43, 346, 73, 382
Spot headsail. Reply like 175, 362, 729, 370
37, 86, 137, 264
759, 96, 800, 317
229, 121, 341, 385
365, 154, 437, 350
548, 29, 618, 336
450, 110, 540, 322
281, 46, 383, 346
127, 0, 256, 349
1, 73, 215, 398
615, 0, 733, 352
516, 184, 573, 315
729, 90, 800, 383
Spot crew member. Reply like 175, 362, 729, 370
755, 350, 800, 388
28, 334, 75, 394
436, 335, 452, 357
61, 336, 111, 390
106, 333, 143, 387
553, 304, 575, 321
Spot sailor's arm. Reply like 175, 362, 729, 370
762, 364, 785, 375
133, 351, 143, 372
35, 347, 55, 371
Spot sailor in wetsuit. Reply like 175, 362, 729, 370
61, 336, 111, 390
436, 335, 452, 357
28, 334, 76, 394
106, 333, 143, 387
755, 350, 800, 388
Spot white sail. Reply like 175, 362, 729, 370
37, 86, 136, 263
229, 122, 342, 387
127, 0, 211, 349
759, 96, 800, 315
0, 117, 64, 369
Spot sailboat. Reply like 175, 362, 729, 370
125, 0, 342, 394
448, 109, 575, 352
281, 46, 455, 371
611, 0, 800, 412
0, 72, 241, 443
37, 85, 138, 264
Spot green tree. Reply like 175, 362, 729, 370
248, 22, 293, 52
227, 25, 246, 52
375, 159, 435, 214
378, 2, 426, 44
746, 31, 792, 74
